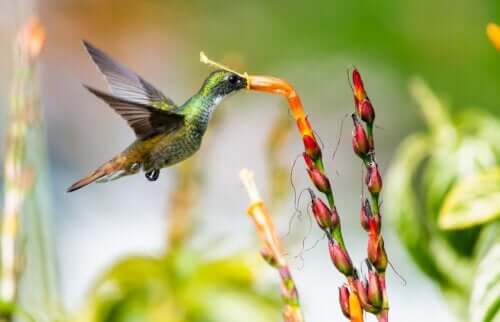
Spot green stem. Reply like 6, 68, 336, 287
330, 226, 346, 250
370, 193, 380, 217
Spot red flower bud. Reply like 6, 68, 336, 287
367, 234, 379, 265
303, 135, 321, 160
375, 238, 388, 272
360, 199, 372, 231
359, 100, 375, 124
330, 207, 340, 229
338, 285, 351, 319
328, 240, 353, 276
366, 161, 382, 195
353, 278, 371, 311
303, 152, 315, 170
366, 209, 381, 235
352, 114, 370, 158
367, 235, 388, 272
353, 276, 381, 314
307, 168, 331, 194
352, 68, 365, 102
367, 271, 383, 308
309, 190, 333, 230
369, 215, 381, 235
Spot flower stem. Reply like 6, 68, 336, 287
240, 169, 304, 322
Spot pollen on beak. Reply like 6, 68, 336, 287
243, 72, 250, 90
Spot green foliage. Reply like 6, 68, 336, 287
439, 167, 500, 230
385, 80, 500, 321
77, 248, 280, 322
470, 224, 500, 322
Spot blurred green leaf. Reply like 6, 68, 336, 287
469, 233, 500, 322
77, 249, 280, 322
385, 133, 442, 279
439, 167, 500, 230
387, 80, 500, 320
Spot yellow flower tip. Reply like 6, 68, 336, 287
486, 22, 500, 51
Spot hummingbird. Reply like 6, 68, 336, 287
67, 41, 248, 192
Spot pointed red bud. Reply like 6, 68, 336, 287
338, 285, 351, 319
367, 271, 383, 308
353, 276, 382, 314
367, 211, 381, 235
359, 100, 375, 124
360, 199, 371, 231
375, 237, 388, 272
367, 234, 379, 266
352, 68, 365, 102
353, 277, 372, 312
369, 214, 381, 235
352, 114, 370, 158
309, 190, 334, 230
303, 135, 321, 160
307, 168, 331, 194
328, 240, 353, 276
330, 207, 340, 229
303, 152, 315, 170
366, 161, 382, 195
367, 235, 388, 272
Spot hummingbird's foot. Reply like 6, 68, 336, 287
145, 169, 160, 181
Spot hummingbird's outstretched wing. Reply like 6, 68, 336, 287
85, 85, 184, 140
83, 41, 177, 112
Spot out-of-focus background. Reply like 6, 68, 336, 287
0, 1, 499, 322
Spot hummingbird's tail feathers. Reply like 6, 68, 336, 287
66, 156, 128, 192
82, 40, 177, 110
84, 85, 185, 140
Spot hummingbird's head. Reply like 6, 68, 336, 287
200, 69, 248, 100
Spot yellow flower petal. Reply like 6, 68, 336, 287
349, 292, 364, 322
487, 22, 500, 51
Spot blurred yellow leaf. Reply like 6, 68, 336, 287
439, 167, 500, 230
487, 22, 500, 51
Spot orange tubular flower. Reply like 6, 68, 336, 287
248, 75, 312, 136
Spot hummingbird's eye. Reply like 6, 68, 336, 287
228, 75, 238, 84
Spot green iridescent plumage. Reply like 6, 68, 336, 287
67, 42, 247, 192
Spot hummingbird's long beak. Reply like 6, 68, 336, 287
198, 52, 305, 118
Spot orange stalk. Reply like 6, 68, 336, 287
240, 169, 303, 322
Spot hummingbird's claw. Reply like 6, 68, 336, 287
145, 169, 160, 181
